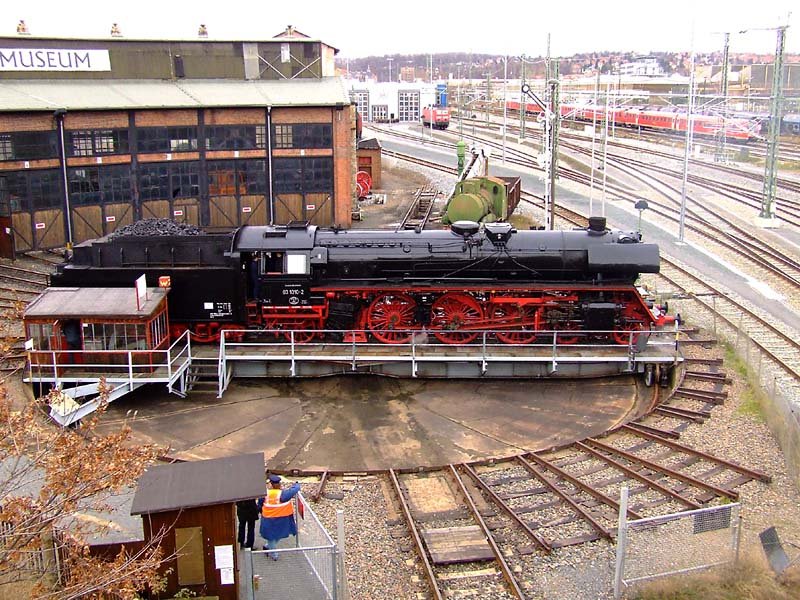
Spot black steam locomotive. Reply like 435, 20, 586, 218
51, 217, 668, 345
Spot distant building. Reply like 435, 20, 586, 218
347, 81, 439, 124
399, 66, 415, 83
618, 57, 664, 77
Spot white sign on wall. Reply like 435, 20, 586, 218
0, 48, 111, 71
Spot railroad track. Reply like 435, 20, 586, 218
300, 347, 769, 599
396, 186, 440, 231
657, 256, 800, 392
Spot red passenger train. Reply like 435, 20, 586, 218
505, 100, 759, 142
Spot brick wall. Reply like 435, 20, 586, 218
0, 113, 55, 132
205, 108, 265, 125
135, 110, 198, 126
272, 107, 332, 124
64, 111, 129, 129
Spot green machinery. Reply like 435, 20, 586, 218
441, 175, 521, 225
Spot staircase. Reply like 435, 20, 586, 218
185, 357, 219, 393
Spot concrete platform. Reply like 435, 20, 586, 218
96, 374, 652, 471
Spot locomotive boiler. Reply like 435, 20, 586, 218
51, 217, 668, 345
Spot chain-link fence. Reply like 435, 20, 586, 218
614, 488, 741, 598
243, 493, 344, 600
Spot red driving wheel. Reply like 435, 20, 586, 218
431, 293, 483, 345
264, 318, 317, 343
367, 293, 417, 344
490, 304, 539, 345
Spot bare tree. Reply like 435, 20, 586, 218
1, 372, 171, 600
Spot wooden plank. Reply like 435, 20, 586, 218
422, 525, 494, 565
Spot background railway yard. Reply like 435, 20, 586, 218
4, 113, 800, 598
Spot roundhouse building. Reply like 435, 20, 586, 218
0, 27, 357, 253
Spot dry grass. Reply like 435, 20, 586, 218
631, 558, 800, 600
0, 580, 36, 600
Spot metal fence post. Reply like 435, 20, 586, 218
337, 509, 349, 600
613, 486, 629, 600
733, 514, 742, 563
242, 548, 255, 600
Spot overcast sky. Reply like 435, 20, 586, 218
2, 0, 797, 58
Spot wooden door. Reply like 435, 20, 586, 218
103, 203, 135, 235
33, 209, 65, 250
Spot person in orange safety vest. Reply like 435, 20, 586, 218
257, 474, 301, 559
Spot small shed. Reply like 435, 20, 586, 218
24, 286, 170, 355
357, 137, 382, 188
131, 453, 267, 600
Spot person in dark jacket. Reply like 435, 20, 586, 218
257, 474, 301, 559
236, 498, 259, 549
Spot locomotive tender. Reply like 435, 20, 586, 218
51, 217, 668, 345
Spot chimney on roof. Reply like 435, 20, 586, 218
16, 20, 30, 35
110, 23, 121, 37
198, 24, 208, 38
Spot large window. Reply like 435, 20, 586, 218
350, 91, 369, 122
273, 157, 332, 194
139, 162, 199, 200
0, 170, 62, 212
68, 165, 132, 205
0, 131, 58, 161
137, 127, 198, 153
271, 124, 332, 149
398, 91, 420, 122
66, 129, 130, 156
82, 322, 147, 351
371, 105, 388, 122
208, 160, 267, 196
205, 125, 265, 150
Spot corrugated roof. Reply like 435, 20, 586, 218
0, 77, 351, 111
131, 453, 266, 515
24, 287, 168, 319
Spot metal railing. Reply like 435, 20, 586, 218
24, 332, 193, 425
25, 331, 192, 388
245, 493, 340, 600
218, 326, 682, 395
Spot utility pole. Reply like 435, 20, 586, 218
601, 82, 610, 217
679, 47, 696, 242
545, 33, 551, 105
502, 55, 508, 164
589, 70, 599, 215
714, 33, 730, 162
548, 75, 559, 230
485, 72, 491, 130
551, 61, 560, 184
520, 56, 526, 140
521, 83, 558, 230
760, 25, 787, 224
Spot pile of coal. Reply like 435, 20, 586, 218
109, 219, 204, 238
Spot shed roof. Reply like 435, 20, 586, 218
0, 77, 351, 111
358, 137, 382, 150
131, 453, 266, 515
24, 287, 168, 320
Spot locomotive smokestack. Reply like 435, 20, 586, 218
588, 217, 607, 233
